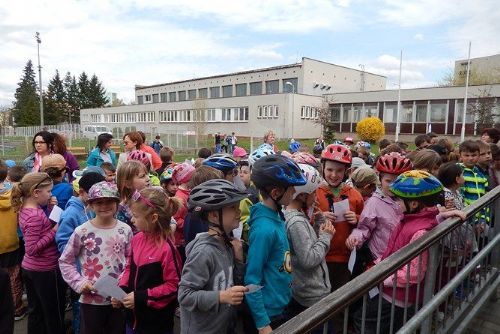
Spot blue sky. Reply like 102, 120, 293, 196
1, 0, 499, 106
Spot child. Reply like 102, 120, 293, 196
178, 179, 249, 334
42, 153, 73, 210
233, 146, 248, 162
100, 162, 116, 183
354, 171, 465, 334
489, 144, 500, 188
408, 148, 442, 176
59, 181, 132, 334
438, 162, 465, 210
157, 147, 174, 175
284, 163, 335, 317
350, 167, 379, 201
116, 161, 151, 232
203, 154, 239, 183
7, 165, 27, 183
346, 153, 412, 272
0, 161, 26, 321
113, 188, 182, 334
476, 140, 492, 189
237, 159, 260, 243
245, 155, 307, 333
160, 167, 178, 197
12, 172, 66, 334
127, 150, 160, 186
317, 144, 364, 291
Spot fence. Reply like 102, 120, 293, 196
274, 186, 500, 334
3, 124, 83, 138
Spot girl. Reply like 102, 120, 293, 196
51, 132, 80, 182
408, 148, 442, 176
438, 162, 465, 210
116, 161, 151, 232
12, 172, 66, 334
113, 188, 182, 334
59, 181, 132, 334
160, 167, 178, 197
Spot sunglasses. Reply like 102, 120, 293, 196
132, 190, 155, 209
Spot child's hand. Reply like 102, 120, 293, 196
441, 209, 467, 221
346, 235, 359, 250
230, 239, 244, 262
344, 211, 357, 225
111, 298, 122, 308
323, 211, 336, 224
320, 220, 336, 237
52, 223, 59, 232
219, 286, 248, 305
258, 326, 273, 334
123, 292, 135, 309
80, 281, 95, 294
49, 196, 58, 207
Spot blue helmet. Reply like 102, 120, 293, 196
289, 141, 301, 154
390, 170, 443, 199
249, 145, 275, 166
202, 154, 238, 173
251, 154, 307, 189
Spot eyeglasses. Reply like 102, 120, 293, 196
34, 141, 46, 144
132, 190, 155, 209
33, 176, 51, 190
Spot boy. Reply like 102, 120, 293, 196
245, 155, 307, 333
415, 134, 431, 150
350, 167, 379, 201
476, 140, 492, 190
6, 166, 27, 183
179, 179, 248, 334
157, 146, 174, 175
150, 134, 164, 155
100, 162, 116, 183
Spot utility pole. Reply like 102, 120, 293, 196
460, 42, 472, 142
35, 32, 44, 127
395, 50, 403, 142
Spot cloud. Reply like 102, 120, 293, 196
413, 33, 424, 41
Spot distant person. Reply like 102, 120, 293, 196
150, 135, 164, 155
197, 147, 212, 159
426, 132, 438, 145
87, 133, 117, 168
263, 130, 278, 152
481, 127, 500, 144
315, 136, 325, 150
415, 134, 431, 150
214, 132, 222, 153
52, 133, 80, 182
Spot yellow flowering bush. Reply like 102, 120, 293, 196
356, 117, 385, 143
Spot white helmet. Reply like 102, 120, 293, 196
248, 145, 275, 166
293, 163, 323, 199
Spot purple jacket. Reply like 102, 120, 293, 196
350, 189, 403, 259
63, 151, 79, 182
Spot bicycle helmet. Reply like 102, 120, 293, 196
293, 163, 323, 198
356, 141, 371, 150
188, 179, 249, 212
128, 150, 151, 170
248, 145, 275, 166
160, 167, 174, 183
232, 146, 247, 158
313, 144, 323, 155
344, 137, 354, 144
251, 154, 307, 189
203, 153, 238, 173
390, 170, 443, 199
321, 144, 352, 165
376, 152, 413, 175
289, 141, 301, 154
292, 152, 320, 168
172, 162, 195, 185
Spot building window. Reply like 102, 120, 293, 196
265, 80, 279, 94
222, 85, 233, 98
383, 103, 397, 122
282, 78, 298, 93
145, 95, 151, 102
198, 88, 208, 99
222, 108, 232, 121
210, 86, 220, 98
152, 94, 159, 103
235, 83, 247, 97
364, 104, 378, 118
207, 109, 216, 121
250, 82, 262, 95
257, 106, 262, 118
415, 103, 427, 122
137, 96, 144, 104
456, 100, 475, 123
263, 106, 268, 117
330, 106, 341, 122
430, 101, 447, 122
274, 106, 279, 118
160, 93, 168, 103
188, 89, 196, 100
169, 92, 177, 102
401, 103, 413, 122
342, 104, 352, 122
178, 91, 186, 101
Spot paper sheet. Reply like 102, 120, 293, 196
232, 222, 243, 240
93, 275, 127, 301
49, 205, 63, 224
369, 287, 379, 299
348, 248, 356, 273
245, 284, 264, 295
333, 199, 350, 222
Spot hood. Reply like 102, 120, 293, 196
0, 187, 13, 210
185, 231, 228, 257
64, 196, 85, 210
248, 202, 283, 227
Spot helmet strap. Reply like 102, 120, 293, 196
261, 187, 286, 221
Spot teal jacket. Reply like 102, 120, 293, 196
244, 203, 292, 329
86, 147, 117, 167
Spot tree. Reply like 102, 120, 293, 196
13, 60, 40, 126
356, 117, 385, 143
45, 70, 66, 124
314, 96, 337, 143
439, 67, 500, 87
63, 72, 80, 124
88, 74, 109, 108
470, 87, 499, 132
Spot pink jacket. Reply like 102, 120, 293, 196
350, 189, 403, 259
173, 188, 190, 247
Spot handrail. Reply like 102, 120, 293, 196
273, 185, 500, 334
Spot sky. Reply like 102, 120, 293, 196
1, 0, 500, 106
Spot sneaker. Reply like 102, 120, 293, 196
14, 309, 27, 321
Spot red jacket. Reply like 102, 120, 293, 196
140, 144, 162, 171
316, 184, 364, 263
173, 188, 190, 247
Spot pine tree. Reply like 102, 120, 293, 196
45, 70, 65, 124
13, 60, 40, 126
78, 72, 91, 109
88, 74, 109, 107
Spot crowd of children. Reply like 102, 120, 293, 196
0, 128, 498, 334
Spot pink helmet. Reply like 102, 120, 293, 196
127, 150, 151, 170
232, 146, 247, 158
172, 162, 195, 185
292, 152, 319, 168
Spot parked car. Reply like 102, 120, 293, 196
82, 125, 112, 139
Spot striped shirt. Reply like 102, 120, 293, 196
459, 163, 490, 224
19, 207, 59, 271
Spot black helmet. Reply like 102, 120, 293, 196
188, 179, 248, 212
251, 154, 307, 189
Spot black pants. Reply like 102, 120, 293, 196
22, 268, 66, 334
80, 303, 125, 334
327, 262, 352, 332
0, 268, 14, 334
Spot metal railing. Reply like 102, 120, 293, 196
274, 186, 500, 334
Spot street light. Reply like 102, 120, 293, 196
285, 81, 295, 139
285, 81, 295, 93
35, 32, 44, 127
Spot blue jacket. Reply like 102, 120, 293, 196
55, 196, 93, 253
244, 203, 292, 329
51, 182, 73, 213
86, 147, 117, 167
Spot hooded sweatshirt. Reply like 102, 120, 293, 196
244, 202, 292, 329
55, 196, 93, 253
0, 187, 19, 255
284, 209, 331, 307
178, 232, 245, 334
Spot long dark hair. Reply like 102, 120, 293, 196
31, 131, 54, 153
51, 132, 67, 154
97, 133, 114, 151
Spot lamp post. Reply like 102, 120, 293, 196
285, 81, 295, 139
35, 32, 44, 127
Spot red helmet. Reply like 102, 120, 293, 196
321, 144, 352, 165
376, 152, 413, 175
292, 152, 319, 168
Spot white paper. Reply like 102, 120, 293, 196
348, 248, 356, 273
232, 222, 243, 240
333, 199, 350, 222
369, 287, 379, 299
245, 284, 264, 295
49, 205, 63, 224
93, 275, 127, 301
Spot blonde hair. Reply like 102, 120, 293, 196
187, 165, 223, 189
130, 187, 181, 242
409, 149, 442, 172
117, 160, 148, 201
263, 130, 275, 143
11, 172, 53, 212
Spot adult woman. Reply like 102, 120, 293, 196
117, 131, 152, 169
481, 128, 500, 144
86, 133, 117, 168
51, 133, 79, 182
22, 131, 54, 172
263, 130, 278, 152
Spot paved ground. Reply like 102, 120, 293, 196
465, 287, 500, 334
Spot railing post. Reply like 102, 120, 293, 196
492, 197, 500, 274
420, 243, 439, 334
